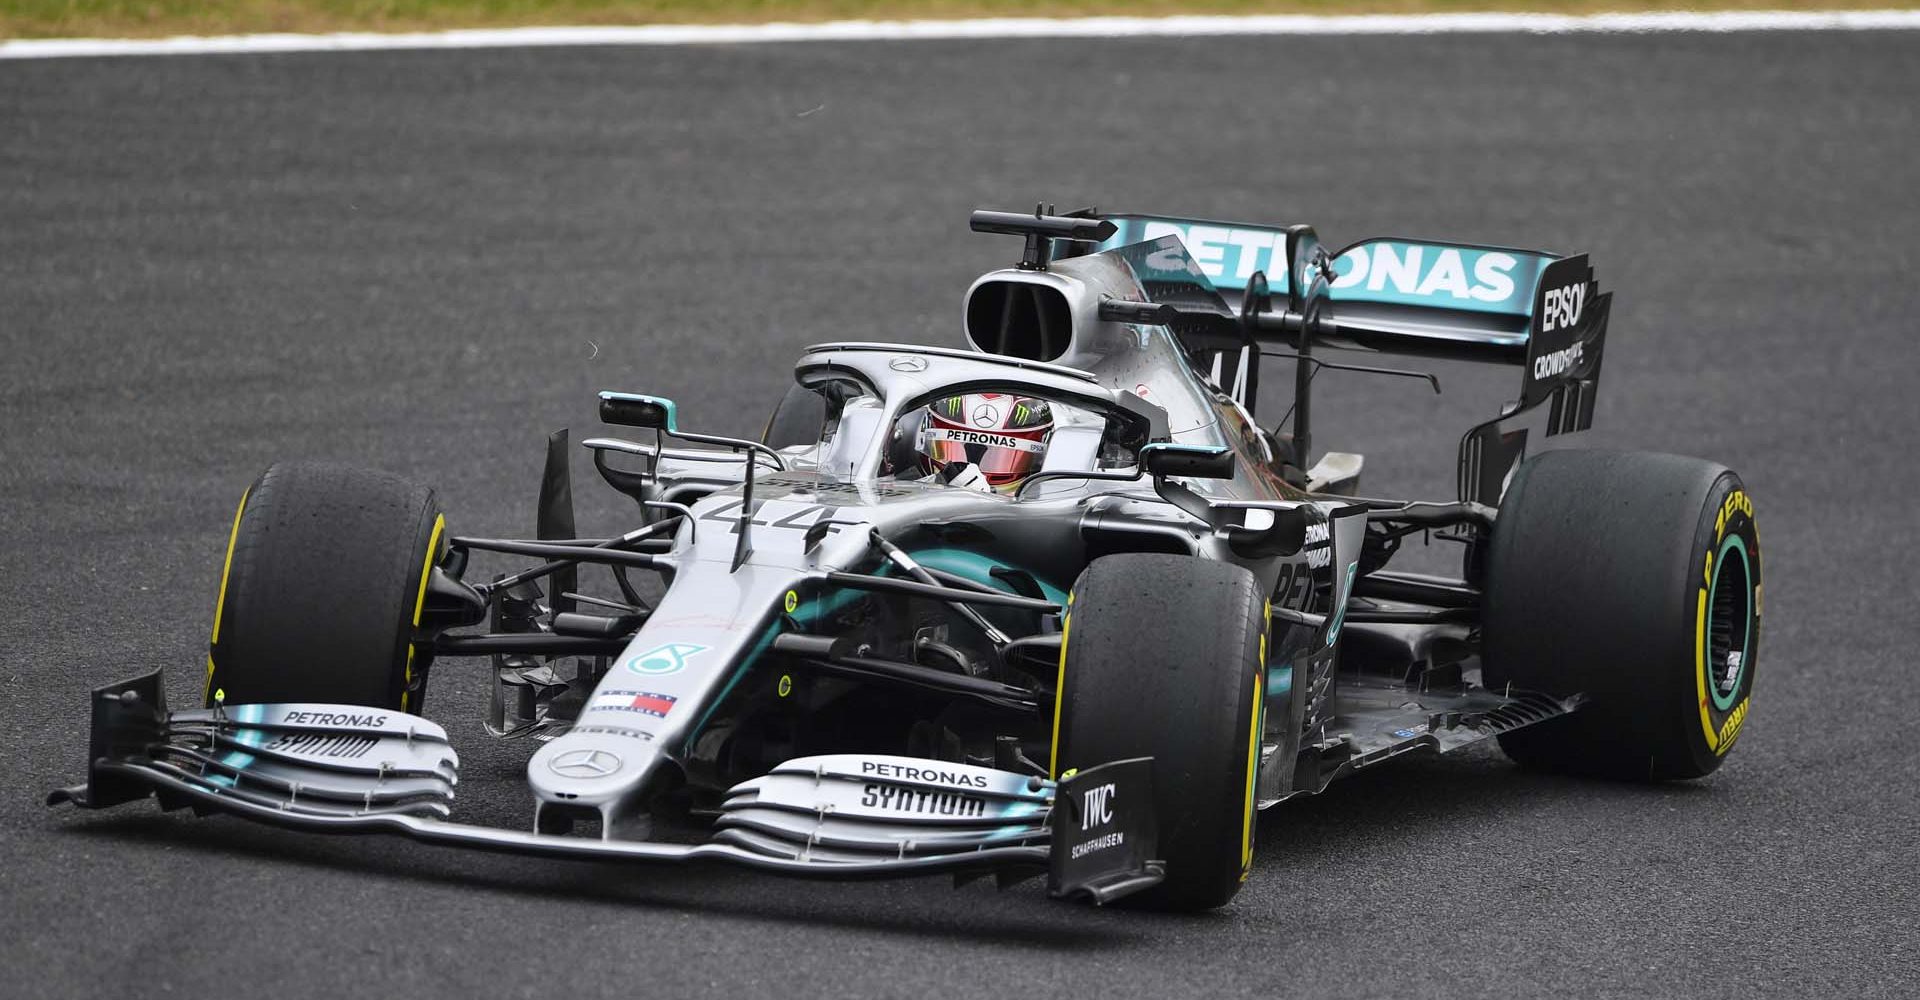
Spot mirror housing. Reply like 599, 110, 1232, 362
1139, 443, 1235, 480
599, 392, 678, 432
1223, 505, 1310, 558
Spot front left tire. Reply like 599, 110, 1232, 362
1051, 553, 1269, 911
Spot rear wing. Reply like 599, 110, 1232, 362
1085, 214, 1591, 362
1073, 213, 1611, 504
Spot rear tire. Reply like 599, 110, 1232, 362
1052, 554, 1268, 911
207, 462, 445, 712
1482, 449, 1761, 780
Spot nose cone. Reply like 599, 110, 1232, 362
529, 733, 662, 811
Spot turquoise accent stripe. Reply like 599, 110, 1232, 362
1709, 534, 1754, 712
206, 702, 265, 788
679, 549, 1064, 754
596, 391, 679, 432
680, 622, 781, 756
906, 547, 1068, 606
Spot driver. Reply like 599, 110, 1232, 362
901, 392, 1054, 495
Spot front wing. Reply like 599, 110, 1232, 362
49, 671, 1164, 905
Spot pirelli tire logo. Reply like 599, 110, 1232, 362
1710, 699, 1752, 755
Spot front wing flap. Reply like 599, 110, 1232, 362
49, 672, 1164, 905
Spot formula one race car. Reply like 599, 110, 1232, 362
50, 208, 1762, 911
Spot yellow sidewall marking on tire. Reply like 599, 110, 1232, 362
205, 486, 251, 702
411, 515, 446, 629
1716, 698, 1750, 752
1717, 491, 1756, 752
402, 514, 447, 714
1696, 533, 1756, 757
1048, 595, 1073, 779
1694, 587, 1750, 756
1695, 586, 1717, 751
209, 487, 250, 646
1241, 670, 1263, 876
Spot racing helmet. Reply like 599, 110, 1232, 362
917, 392, 1053, 494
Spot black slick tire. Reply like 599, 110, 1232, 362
206, 462, 445, 712
1052, 553, 1268, 911
1482, 449, 1762, 780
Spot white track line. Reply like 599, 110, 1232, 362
4, 10, 1918, 59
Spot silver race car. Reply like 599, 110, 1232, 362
51, 208, 1762, 911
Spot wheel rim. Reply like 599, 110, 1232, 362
1706, 535, 1754, 712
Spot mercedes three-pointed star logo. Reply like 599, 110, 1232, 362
548, 748, 622, 779
971, 404, 1000, 428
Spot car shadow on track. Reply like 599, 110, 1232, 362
58, 810, 1150, 948
1252, 743, 1716, 864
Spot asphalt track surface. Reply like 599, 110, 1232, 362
3, 29, 1917, 999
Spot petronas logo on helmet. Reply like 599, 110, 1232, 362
919, 392, 1056, 494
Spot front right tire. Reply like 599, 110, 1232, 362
206, 462, 445, 712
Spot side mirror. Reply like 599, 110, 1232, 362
1224, 505, 1310, 559
1139, 443, 1235, 480
599, 392, 678, 432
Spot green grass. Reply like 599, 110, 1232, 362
0, 0, 1895, 39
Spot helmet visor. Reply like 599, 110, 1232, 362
922, 427, 1046, 484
